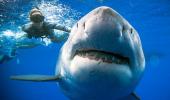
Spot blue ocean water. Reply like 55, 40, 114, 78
0, 0, 170, 100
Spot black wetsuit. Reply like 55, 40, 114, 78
22, 22, 70, 39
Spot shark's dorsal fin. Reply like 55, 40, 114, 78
10, 74, 61, 82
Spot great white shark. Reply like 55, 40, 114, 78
11, 6, 145, 100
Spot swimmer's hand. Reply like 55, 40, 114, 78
65, 27, 71, 33
19, 34, 29, 39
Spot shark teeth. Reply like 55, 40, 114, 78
75, 50, 129, 65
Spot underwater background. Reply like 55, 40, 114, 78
0, 0, 170, 100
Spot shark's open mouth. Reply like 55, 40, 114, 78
74, 50, 130, 65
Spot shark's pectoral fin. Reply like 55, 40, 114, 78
10, 74, 61, 82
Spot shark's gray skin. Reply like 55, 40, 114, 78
11, 6, 145, 100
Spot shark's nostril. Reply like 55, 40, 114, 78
76, 23, 78, 28
83, 22, 86, 29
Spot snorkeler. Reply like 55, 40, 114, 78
22, 8, 71, 42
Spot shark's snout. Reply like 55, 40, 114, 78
96, 6, 117, 17
85, 6, 123, 40
70, 6, 129, 62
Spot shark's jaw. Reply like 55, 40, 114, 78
62, 47, 134, 99
74, 49, 130, 65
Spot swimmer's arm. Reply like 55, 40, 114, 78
21, 23, 33, 39
49, 32, 69, 43
47, 23, 71, 33
53, 25, 71, 33
21, 24, 29, 32
15, 25, 40, 48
